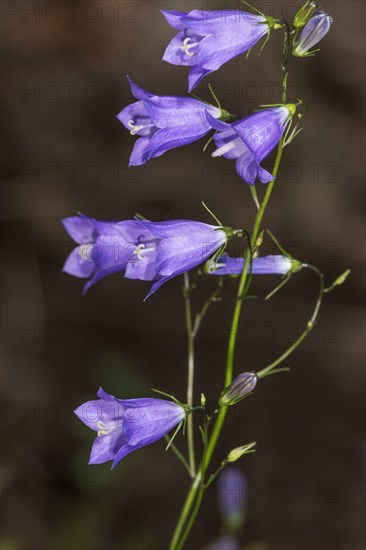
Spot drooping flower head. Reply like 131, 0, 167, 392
62, 214, 229, 298
161, 9, 278, 91
208, 254, 302, 276
293, 10, 333, 57
62, 214, 136, 290
206, 105, 295, 185
117, 77, 221, 166
74, 388, 186, 468
62, 214, 159, 293
138, 219, 228, 299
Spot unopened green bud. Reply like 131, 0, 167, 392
333, 269, 351, 287
294, 1, 317, 29
220, 372, 258, 406
227, 442, 256, 462
255, 231, 264, 248
201, 393, 206, 407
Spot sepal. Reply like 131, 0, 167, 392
293, 1, 318, 29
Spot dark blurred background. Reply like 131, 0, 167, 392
1, 1, 365, 549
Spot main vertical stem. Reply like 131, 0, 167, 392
184, 273, 196, 478
203, 139, 285, 468
170, 25, 292, 549
170, 140, 286, 550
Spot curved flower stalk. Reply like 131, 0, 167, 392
161, 9, 279, 91
293, 10, 333, 57
208, 254, 302, 276
62, 214, 230, 298
206, 105, 295, 185
117, 77, 222, 165
74, 387, 186, 468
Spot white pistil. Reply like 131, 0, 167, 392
180, 37, 199, 57
133, 243, 146, 260
212, 138, 241, 158
127, 119, 154, 136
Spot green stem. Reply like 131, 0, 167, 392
175, 482, 204, 550
170, 137, 286, 550
175, 410, 210, 550
258, 263, 324, 379
203, 137, 286, 468
192, 277, 223, 337
184, 273, 196, 478
169, 25, 293, 550
169, 472, 202, 550
165, 435, 191, 475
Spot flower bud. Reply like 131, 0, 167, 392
201, 393, 206, 407
293, 1, 318, 29
220, 372, 258, 406
227, 442, 256, 463
293, 10, 333, 57
255, 231, 264, 248
333, 269, 351, 287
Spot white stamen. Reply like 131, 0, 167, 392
133, 243, 146, 260
127, 119, 154, 136
180, 37, 199, 57
79, 244, 93, 261
212, 138, 242, 158
97, 421, 111, 437
97, 420, 121, 437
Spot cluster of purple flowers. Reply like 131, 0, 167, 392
116, 8, 331, 185
67, 5, 332, 468
63, 213, 300, 298
118, 77, 296, 185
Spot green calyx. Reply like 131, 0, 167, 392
219, 108, 231, 120
264, 15, 284, 30
294, 1, 317, 29
217, 225, 237, 240
285, 103, 298, 117
290, 259, 303, 273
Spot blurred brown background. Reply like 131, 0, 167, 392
1, 1, 365, 549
